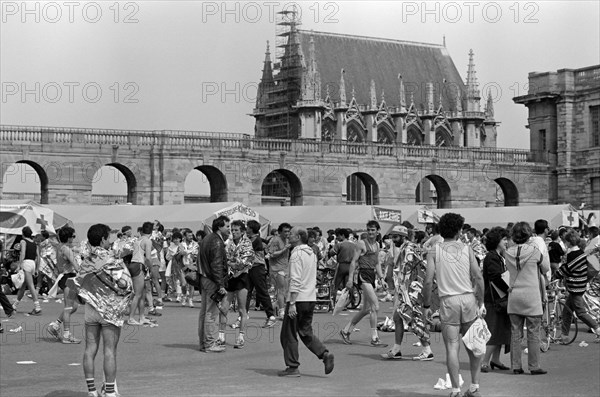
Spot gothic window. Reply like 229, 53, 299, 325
347, 122, 365, 143
435, 127, 453, 147
377, 123, 395, 144
407, 125, 423, 145
322, 119, 335, 141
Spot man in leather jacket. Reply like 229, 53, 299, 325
198, 215, 230, 353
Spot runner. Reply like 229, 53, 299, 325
267, 223, 292, 320
48, 226, 82, 344
381, 225, 434, 361
340, 220, 387, 346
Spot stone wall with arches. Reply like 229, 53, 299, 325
0, 126, 551, 208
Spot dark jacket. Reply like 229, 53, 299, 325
483, 250, 509, 303
198, 232, 227, 288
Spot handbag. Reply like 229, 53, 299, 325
490, 280, 508, 314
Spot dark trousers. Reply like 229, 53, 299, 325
246, 265, 275, 318
280, 301, 327, 368
0, 289, 14, 315
563, 293, 599, 335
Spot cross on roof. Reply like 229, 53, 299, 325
36, 214, 48, 230
567, 212, 575, 226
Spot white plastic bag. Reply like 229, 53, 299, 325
11, 270, 24, 289
462, 317, 491, 356
333, 288, 350, 315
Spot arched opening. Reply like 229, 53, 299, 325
435, 127, 453, 147
321, 119, 336, 141
261, 169, 302, 206
494, 177, 519, 207
407, 125, 423, 145
1, 161, 48, 204
347, 121, 366, 143
91, 163, 137, 205
185, 166, 228, 203
344, 172, 379, 205
377, 123, 395, 144
415, 175, 451, 209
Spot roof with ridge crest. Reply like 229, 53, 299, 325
297, 30, 467, 111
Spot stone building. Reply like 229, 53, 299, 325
253, 15, 500, 205
514, 65, 600, 210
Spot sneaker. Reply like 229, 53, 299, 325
62, 335, 82, 344
206, 344, 226, 353
278, 367, 300, 377
127, 319, 141, 326
87, 392, 99, 397
230, 318, 241, 329
147, 309, 162, 317
340, 330, 352, 345
464, 389, 481, 397
48, 323, 61, 340
380, 350, 403, 360
162, 297, 172, 302
188, 298, 194, 308
323, 351, 334, 374
234, 338, 245, 349
263, 316, 277, 328
449, 392, 463, 397
412, 351, 434, 361
28, 308, 42, 316
176, 295, 182, 303
371, 337, 385, 346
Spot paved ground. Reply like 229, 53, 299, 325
1, 298, 599, 397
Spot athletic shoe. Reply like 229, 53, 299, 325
323, 351, 334, 374
48, 323, 61, 340
127, 319, 141, 326
62, 335, 82, 344
87, 392, 99, 397
412, 351, 434, 361
234, 338, 245, 349
371, 337, 385, 346
28, 309, 42, 316
176, 295, 182, 303
188, 298, 194, 308
162, 297, 172, 302
278, 367, 300, 377
464, 388, 482, 397
449, 392, 463, 397
206, 344, 226, 353
340, 330, 352, 345
147, 309, 162, 316
263, 316, 277, 328
380, 350, 403, 359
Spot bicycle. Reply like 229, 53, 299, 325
540, 280, 578, 351
583, 274, 600, 326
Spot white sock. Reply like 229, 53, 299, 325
470, 383, 479, 392
452, 388, 461, 393
422, 345, 431, 354
218, 332, 225, 341
371, 328, 378, 339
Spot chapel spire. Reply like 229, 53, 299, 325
466, 49, 481, 112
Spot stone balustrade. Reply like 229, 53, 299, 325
1, 124, 546, 164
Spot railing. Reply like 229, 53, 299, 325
0, 125, 546, 164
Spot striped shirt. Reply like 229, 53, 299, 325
557, 248, 589, 294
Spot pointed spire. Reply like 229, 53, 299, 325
466, 49, 480, 100
370, 80, 377, 109
381, 89, 385, 103
426, 82, 434, 114
351, 86, 356, 100
325, 84, 330, 101
410, 92, 414, 107
308, 35, 316, 71
339, 69, 347, 106
485, 90, 494, 119
261, 40, 274, 84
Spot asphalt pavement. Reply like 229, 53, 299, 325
1, 298, 598, 397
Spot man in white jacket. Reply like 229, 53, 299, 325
278, 226, 334, 377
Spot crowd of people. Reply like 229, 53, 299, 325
1, 214, 599, 397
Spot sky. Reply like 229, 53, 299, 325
1, 0, 599, 195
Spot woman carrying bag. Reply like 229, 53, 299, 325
481, 227, 511, 372
504, 222, 550, 375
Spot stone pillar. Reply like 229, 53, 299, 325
423, 119, 433, 145
365, 114, 376, 142
452, 121, 464, 146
